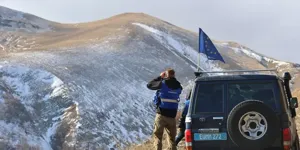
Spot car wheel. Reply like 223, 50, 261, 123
227, 100, 280, 149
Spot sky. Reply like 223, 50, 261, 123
1, 0, 300, 63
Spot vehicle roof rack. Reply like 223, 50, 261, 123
194, 68, 278, 77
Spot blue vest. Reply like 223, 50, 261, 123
153, 80, 182, 109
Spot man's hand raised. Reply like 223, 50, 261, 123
160, 72, 166, 78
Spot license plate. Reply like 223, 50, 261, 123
194, 133, 227, 141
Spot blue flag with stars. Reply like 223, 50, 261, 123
199, 28, 225, 63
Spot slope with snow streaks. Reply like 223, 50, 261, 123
132, 23, 223, 72
220, 42, 291, 68
2, 35, 195, 149
0, 121, 52, 150
0, 64, 78, 150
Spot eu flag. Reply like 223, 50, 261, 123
199, 28, 225, 63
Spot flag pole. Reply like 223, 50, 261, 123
198, 50, 201, 72
198, 28, 201, 72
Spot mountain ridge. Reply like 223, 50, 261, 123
0, 5, 290, 64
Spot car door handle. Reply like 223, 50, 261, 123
213, 117, 224, 120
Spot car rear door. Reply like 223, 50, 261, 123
191, 81, 228, 148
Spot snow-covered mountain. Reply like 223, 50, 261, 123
0, 6, 299, 150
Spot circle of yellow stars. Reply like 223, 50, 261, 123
205, 37, 217, 55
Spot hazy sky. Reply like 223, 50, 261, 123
1, 0, 300, 63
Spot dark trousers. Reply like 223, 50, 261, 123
175, 128, 185, 145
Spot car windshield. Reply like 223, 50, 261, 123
228, 82, 277, 110
194, 83, 224, 113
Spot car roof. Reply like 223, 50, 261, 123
195, 74, 280, 82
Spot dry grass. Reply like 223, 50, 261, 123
1, 12, 197, 53
126, 133, 186, 150
1, 13, 172, 52
125, 111, 186, 150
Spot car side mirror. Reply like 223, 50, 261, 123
283, 72, 292, 81
290, 97, 298, 109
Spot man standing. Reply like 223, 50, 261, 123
147, 68, 183, 150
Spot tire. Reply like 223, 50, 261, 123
227, 100, 280, 149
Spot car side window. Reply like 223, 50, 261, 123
194, 83, 224, 113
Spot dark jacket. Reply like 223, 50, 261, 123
147, 76, 183, 118
178, 89, 192, 129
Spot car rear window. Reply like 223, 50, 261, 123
194, 83, 224, 113
228, 82, 277, 110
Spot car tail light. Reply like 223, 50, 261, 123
283, 128, 291, 150
185, 129, 192, 150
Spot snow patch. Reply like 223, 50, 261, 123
225, 44, 290, 68
265, 58, 289, 67
220, 42, 229, 46
0, 64, 66, 112
74, 101, 81, 129
0, 44, 4, 51
132, 23, 162, 36
52, 115, 62, 121
45, 122, 59, 144
230, 46, 263, 61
